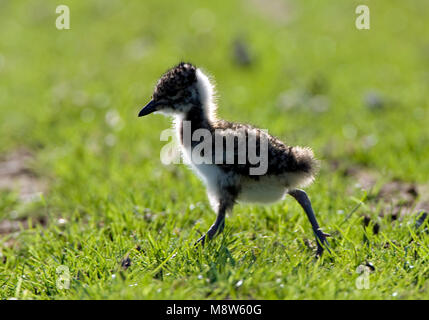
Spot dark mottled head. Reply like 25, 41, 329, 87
139, 62, 213, 118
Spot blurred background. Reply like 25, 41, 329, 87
1, 0, 428, 179
0, 0, 429, 299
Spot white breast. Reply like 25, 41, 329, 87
238, 176, 287, 204
174, 118, 223, 195
179, 141, 225, 211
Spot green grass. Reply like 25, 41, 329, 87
1, 0, 429, 299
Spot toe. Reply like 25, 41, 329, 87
194, 234, 206, 247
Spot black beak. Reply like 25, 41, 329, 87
138, 100, 159, 117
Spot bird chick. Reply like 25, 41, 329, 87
138, 62, 330, 256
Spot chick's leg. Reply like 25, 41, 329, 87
195, 198, 233, 246
288, 189, 330, 256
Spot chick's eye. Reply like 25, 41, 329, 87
166, 88, 176, 96
169, 90, 183, 100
